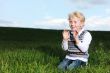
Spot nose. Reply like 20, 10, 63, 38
71, 22, 76, 27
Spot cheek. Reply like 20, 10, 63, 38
74, 24, 78, 27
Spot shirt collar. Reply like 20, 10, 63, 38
78, 28, 85, 36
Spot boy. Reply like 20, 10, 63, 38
58, 11, 92, 70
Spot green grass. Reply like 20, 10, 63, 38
0, 27, 110, 73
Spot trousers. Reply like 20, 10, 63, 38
58, 58, 86, 71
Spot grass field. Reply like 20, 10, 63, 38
0, 27, 110, 73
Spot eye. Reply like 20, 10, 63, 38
69, 20, 73, 23
75, 20, 80, 25
74, 21, 77, 24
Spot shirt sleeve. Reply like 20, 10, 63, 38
61, 40, 68, 51
77, 32, 92, 52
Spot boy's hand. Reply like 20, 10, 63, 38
73, 31, 78, 38
62, 30, 69, 41
72, 31, 79, 44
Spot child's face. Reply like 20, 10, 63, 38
68, 17, 82, 32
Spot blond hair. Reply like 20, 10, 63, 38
68, 11, 85, 22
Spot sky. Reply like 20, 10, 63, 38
0, 0, 110, 31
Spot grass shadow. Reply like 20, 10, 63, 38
35, 44, 65, 60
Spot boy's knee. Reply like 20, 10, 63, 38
58, 64, 66, 71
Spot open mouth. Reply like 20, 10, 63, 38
71, 28, 77, 31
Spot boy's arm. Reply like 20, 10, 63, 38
76, 32, 92, 52
61, 40, 68, 51
61, 30, 69, 51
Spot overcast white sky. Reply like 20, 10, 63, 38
0, 0, 110, 31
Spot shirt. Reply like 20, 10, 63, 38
62, 28, 92, 62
